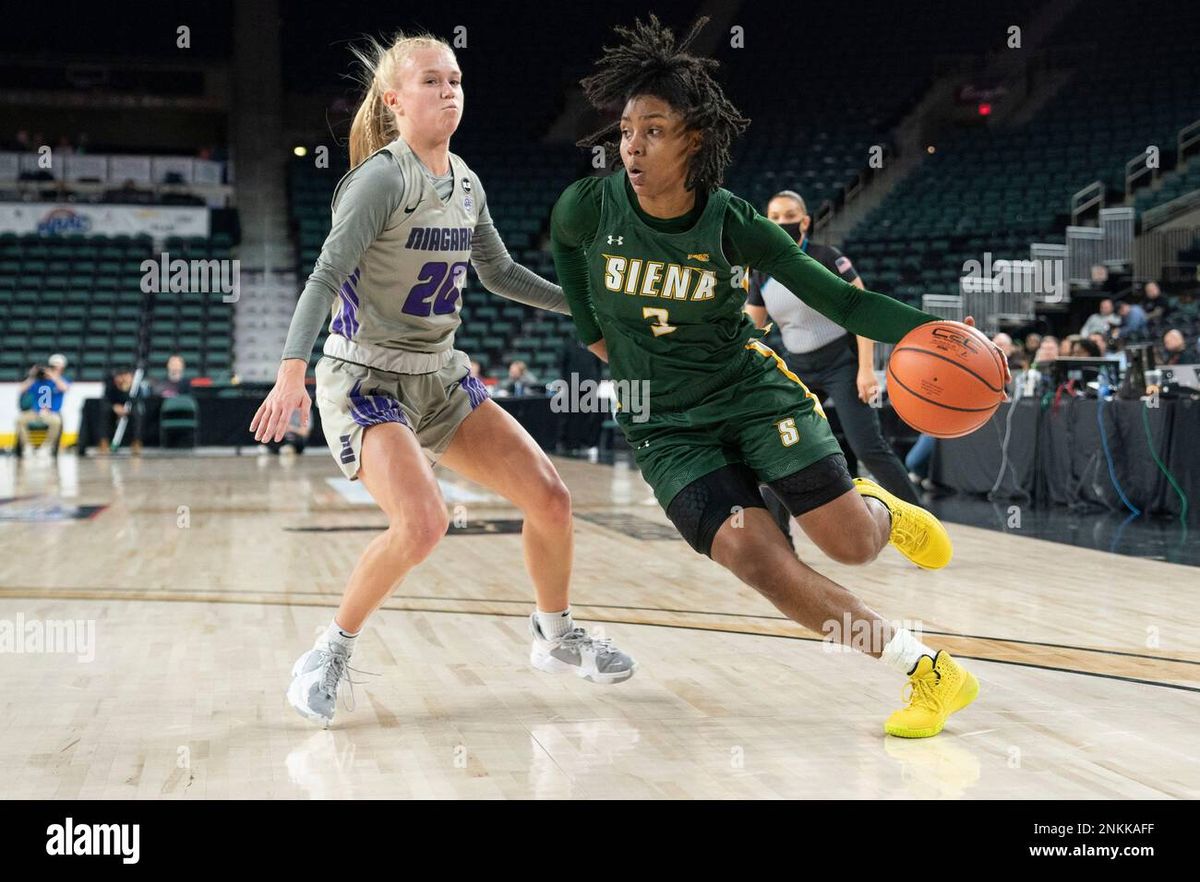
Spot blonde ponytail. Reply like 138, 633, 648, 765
347, 31, 455, 168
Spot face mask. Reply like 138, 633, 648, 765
777, 220, 804, 242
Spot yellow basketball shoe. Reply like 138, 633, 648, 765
885, 651, 980, 738
852, 477, 953, 569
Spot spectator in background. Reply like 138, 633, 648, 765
992, 332, 1026, 371
497, 360, 540, 396
1022, 332, 1042, 364
906, 435, 937, 491
1059, 335, 1082, 358
1033, 337, 1060, 366
1088, 332, 1109, 355
154, 353, 191, 398
98, 367, 144, 455
1115, 300, 1148, 341
1076, 337, 1102, 357
1162, 329, 1198, 365
1080, 299, 1118, 338
15, 354, 70, 459
1141, 281, 1170, 325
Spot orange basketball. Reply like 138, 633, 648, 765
886, 321, 1006, 438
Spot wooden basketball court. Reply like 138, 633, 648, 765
2, 450, 1197, 799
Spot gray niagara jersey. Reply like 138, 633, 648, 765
281, 137, 569, 374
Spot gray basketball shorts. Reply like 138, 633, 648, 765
314, 351, 490, 481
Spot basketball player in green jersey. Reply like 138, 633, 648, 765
551, 16, 1004, 737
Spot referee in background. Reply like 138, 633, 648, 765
746, 190, 921, 540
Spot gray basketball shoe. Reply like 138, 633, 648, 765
286, 641, 376, 726
529, 614, 638, 684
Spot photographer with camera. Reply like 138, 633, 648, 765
15, 353, 70, 460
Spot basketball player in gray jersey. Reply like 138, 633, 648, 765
251, 33, 635, 727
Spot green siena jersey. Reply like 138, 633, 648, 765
550, 169, 942, 414
585, 171, 764, 411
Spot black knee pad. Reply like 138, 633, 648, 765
765, 453, 855, 518
665, 464, 768, 557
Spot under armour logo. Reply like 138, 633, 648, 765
339, 434, 356, 464
607, 235, 623, 245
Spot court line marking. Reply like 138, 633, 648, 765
0, 587, 1197, 693
3, 586, 1190, 666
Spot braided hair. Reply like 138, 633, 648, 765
576, 14, 750, 193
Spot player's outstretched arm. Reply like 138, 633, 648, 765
469, 179, 571, 315
729, 202, 939, 345
549, 179, 605, 346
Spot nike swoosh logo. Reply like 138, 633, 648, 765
403, 199, 423, 214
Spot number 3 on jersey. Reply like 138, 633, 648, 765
642, 306, 677, 337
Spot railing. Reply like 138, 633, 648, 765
1125, 152, 1158, 198
959, 273, 1038, 335
1178, 118, 1200, 164
1100, 206, 1135, 265
1142, 188, 1200, 230
811, 200, 835, 237
1133, 225, 1200, 284
922, 294, 965, 323
1070, 181, 1105, 225
0, 151, 227, 187
843, 170, 866, 207
1030, 242, 1069, 304
1066, 225, 1104, 286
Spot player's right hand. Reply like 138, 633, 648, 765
251, 364, 311, 443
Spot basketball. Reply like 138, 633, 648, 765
886, 321, 1006, 438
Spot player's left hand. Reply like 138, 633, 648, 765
856, 367, 880, 404
963, 315, 1013, 396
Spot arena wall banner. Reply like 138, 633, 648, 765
0, 202, 209, 238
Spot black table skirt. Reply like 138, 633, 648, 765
932, 395, 1198, 518
77, 393, 601, 452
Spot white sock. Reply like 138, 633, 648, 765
535, 608, 574, 640
319, 618, 360, 655
880, 628, 936, 676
